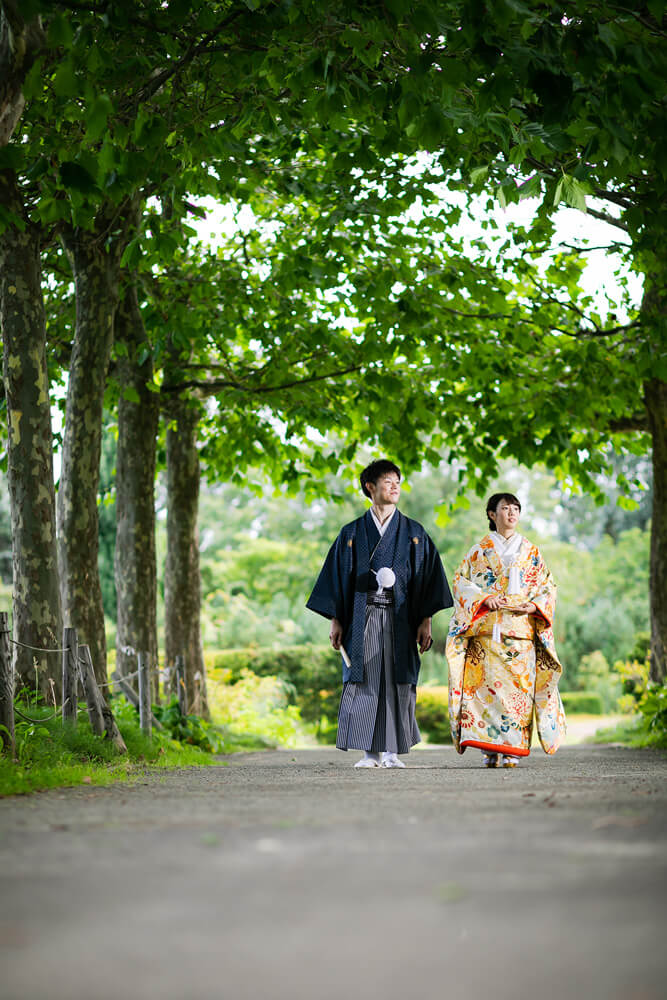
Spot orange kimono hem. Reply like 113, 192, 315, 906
460, 739, 531, 757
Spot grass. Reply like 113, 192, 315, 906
589, 715, 667, 750
0, 699, 274, 797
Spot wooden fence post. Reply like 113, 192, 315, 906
100, 700, 128, 753
175, 654, 187, 715
193, 670, 202, 717
138, 652, 151, 739
112, 672, 164, 731
62, 627, 78, 725
78, 644, 105, 736
0, 612, 15, 757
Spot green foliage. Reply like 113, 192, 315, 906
415, 687, 451, 744
206, 646, 339, 742
0, 700, 223, 797
573, 650, 623, 714
614, 656, 651, 714
561, 691, 603, 716
593, 682, 667, 750
637, 684, 667, 748
207, 669, 313, 748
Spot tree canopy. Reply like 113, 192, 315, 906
1, 0, 664, 700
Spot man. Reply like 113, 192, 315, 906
307, 459, 452, 768
446, 492, 566, 768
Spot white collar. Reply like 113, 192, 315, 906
490, 531, 523, 564
370, 506, 396, 537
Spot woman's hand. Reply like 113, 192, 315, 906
484, 595, 504, 611
417, 617, 433, 653
513, 602, 537, 615
329, 618, 343, 650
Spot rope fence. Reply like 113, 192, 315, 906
0, 615, 194, 759
0, 617, 158, 755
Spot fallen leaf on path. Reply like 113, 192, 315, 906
437, 882, 467, 904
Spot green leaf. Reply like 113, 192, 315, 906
470, 166, 489, 185
85, 94, 113, 143
562, 175, 588, 212
59, 161, 98, 194
120, 239, 142, 270
52, 59, 78, 97
122, 387, 141, 404
47, 14, 74, 48
617, 495, 639, 512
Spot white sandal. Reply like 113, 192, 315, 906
381, 752, 405, 768
354, 753, 381, 768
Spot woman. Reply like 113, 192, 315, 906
446, 493, 566, 767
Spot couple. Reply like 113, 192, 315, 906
307, 459, 566, 769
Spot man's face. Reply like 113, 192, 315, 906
367, 473, 401, 506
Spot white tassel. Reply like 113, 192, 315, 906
508, 565, 521, 594
492, 623, 502, 643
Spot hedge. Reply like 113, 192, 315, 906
206, 645, 341, 741
205, 647, 452, 745
415, 686, 451, 744
561, 691, 603, 715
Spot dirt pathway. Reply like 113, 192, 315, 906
2, 745, 666, 1000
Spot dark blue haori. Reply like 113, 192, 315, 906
306, 509, 453, 685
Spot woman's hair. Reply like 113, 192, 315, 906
360, 459, 401, 498
486, 492, 521, 531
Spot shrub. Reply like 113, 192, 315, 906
574, 650, 622, 713
206, 645, 340, 742
614, 656, 651, 713
561, 691, 603, 714
637, 682, 667, 747
206, 670, 312, 748
416, 686, 451, 743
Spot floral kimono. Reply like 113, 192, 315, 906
446, 533, 566, 757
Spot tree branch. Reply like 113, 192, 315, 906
128, 9, 246, 110
161, 364, 364, 396
608, 414, 649, 433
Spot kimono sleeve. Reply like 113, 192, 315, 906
527, 548, 557, 627
450, 548, 491, 632
414, 532, 453, 619
306, 531, 351, 622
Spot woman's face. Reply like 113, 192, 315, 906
489, 499, 521, 534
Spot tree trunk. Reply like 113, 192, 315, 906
645, 376, 667, 683
164, 400, 209, 718
57, 225, 120, 687
114, 284, 159, 698
0, 170, 62, 698
0, 3, 44, 146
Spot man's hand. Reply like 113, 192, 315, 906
329, 618, 343, 650
417, 617, 433, 654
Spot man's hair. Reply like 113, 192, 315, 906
486, 492, 521, 531
360, 459, 401, 499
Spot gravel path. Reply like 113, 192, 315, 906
2, 744, 666, 1000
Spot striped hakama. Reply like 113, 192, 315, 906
336, 589, 421, 753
